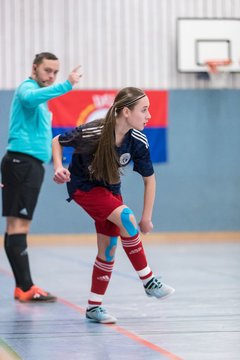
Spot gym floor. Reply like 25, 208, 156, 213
0, 233, 239, 360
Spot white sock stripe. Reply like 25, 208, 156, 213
137, 266, 152, 278
89, 292, 103, 303
95, 259, 113, 266
122, 242, 140, 248
121, 235, 139, 242
95, 260, 113, 269
122, 240, 140, 247
121, 238, 141, 247
95, 260, 114, 269
95, 261, 113, 272
95, 264, 113, 273
121, 235, 140, 244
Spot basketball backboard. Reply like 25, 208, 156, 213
177, 18, 240, 73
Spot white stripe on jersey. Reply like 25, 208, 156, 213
82, 125, 103, 138
59, 137, 76, 145
82, 125, 104, 133
131, 130, 149, 148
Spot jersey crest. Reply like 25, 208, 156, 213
119, 153, 131, 165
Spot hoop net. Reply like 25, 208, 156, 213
205, 59, 231, 88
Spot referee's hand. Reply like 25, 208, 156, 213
68, 65, 82, 86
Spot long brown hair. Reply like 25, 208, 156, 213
91, 87, 146, 184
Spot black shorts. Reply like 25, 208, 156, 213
1, 152, 45, 220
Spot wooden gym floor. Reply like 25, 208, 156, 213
0, 232, 239, 360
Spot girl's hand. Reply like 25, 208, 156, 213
53, 167, 71, 184
138, 219, 153, 234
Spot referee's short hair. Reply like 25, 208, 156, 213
33, 52, 58, 65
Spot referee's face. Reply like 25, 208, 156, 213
32, 59, 60, 87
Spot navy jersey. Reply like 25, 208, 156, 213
58, 119, 154, 197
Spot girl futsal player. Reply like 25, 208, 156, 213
52, 87, 175, 323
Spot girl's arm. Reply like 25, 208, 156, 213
52, 135, 71, 184
139, 174, 156, 234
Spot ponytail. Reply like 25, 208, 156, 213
91, 87, 146, 184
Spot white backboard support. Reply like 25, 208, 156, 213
177, 18, 240, 73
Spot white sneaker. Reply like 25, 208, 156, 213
144, 277, 175, 299
86, 306, 117, 324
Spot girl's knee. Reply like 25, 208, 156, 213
120, 207, 138, 237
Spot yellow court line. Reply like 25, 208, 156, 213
0, 339, 22, 360
0, 232, 239, 246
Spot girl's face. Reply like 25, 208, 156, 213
125, 96, 151, 131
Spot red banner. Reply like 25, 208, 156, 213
49, 90, 167, 128
49, 90, 168, 163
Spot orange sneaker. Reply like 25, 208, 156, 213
14, 285, 57, 302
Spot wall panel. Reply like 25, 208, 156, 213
0, 0, 240, 89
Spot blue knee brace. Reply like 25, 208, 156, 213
120, 208, 138, 236
105, 236, 118, 261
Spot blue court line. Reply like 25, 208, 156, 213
41, 249, 141, 282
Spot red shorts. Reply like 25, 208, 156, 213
72, 187, 123, 236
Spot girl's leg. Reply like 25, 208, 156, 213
107, 205, 153, 283
86, 233, 118, 323
88, 233, 117, 307
107, 205, 175, 299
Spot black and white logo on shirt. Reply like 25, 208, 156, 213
119, 153, 131, 165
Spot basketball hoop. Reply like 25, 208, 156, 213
205, 59, 231, 87
205, 59, 231, 73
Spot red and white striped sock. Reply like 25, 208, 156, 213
121, 233, 154, 285
88, 257, 114, 307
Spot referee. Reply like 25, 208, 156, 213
1, 52, 81, 302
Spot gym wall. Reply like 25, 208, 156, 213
0, 0, 240, 233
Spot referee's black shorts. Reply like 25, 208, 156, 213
1, 151, 45, 220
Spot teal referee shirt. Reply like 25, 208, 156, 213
7, 78, 72, 163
